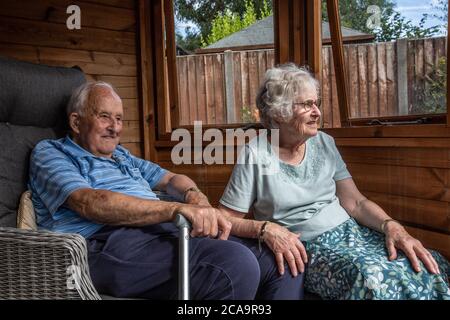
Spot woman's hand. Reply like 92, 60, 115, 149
384, 221, 440, 274
262, 222, 308, 277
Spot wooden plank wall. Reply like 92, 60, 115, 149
154, 147, 234, 208
336, 140, 450, 260
177, 37, 446, 127
331, 40, 397, 121
235, 50, 275, 123
0, 0, 142, 157
177, 51, 275, 125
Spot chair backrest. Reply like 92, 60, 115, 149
0, 56, 86, 227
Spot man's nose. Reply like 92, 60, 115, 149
107, 119, 120, 132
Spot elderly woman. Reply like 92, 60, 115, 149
219, 63, 450, 300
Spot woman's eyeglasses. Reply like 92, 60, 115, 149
292, 99, 321, 112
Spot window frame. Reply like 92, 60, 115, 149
152, 0, 323, 139
325, 0, 450, 132
138, 0, 450, 158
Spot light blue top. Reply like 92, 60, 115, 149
28, 136, 167, 238
219, 131, 352, 241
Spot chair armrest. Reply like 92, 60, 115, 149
0, 227, 100, 300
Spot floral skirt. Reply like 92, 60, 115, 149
304, 218, 450, 300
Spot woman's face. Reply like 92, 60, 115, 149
282, 84, 321, 139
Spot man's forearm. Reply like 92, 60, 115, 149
165, 174, 199, 201
166, 174, 210, 205
67, 188, 183, 226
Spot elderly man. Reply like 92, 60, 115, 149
28, 81, 304, 300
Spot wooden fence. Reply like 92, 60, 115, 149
176, 36, 447, 127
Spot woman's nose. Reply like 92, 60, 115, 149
311, 105, 321, 117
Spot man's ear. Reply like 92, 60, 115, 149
69, 113, 81, 134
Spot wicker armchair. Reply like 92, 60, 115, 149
0, 213, 190, 300
0, 227, 100, 299
0, 57, 190, 300
0, 56, 91, 299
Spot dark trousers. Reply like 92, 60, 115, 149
87, 222, 305, 300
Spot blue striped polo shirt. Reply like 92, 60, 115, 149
28, 136, 167, 238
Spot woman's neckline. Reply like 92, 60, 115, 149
266, 135, 309, 168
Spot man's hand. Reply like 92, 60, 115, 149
384, 221, 440, 274
177, 205, 231, 239
262, 222, 308, 277
184, 190, 211, 207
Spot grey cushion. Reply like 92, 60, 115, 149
0, 56, 85, 227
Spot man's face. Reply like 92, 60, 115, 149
71, 87, 123, 158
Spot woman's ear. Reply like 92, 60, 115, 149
69, 113, 81, 134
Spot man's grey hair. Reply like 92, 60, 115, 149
256, 63, 319, 129
67, 81, 117, 117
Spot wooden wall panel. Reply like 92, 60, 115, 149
0, 0, 142, 157
162, 164, 208, 188
0, 16, 135, 54
0, 0, 136, 31
348, 163, 448, 202
339, 147, 450, 169
82, 0, 135, 9
119, 121, 140, 143
365, 191, 450, 234
338, 141, 450, 260
206, 165, 234, 186
406, 226, 450, 260
204, 185, 229, 206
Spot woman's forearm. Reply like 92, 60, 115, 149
350, 198, 393, 233
67, 188, 182, 226
227, 215, 265, 238
218, 205, 264, 238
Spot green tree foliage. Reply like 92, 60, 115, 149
202, 0, 272, 46
321, 0, 445, 115
415, 0, 447, 115
409, 56, 447, 115
322, 0, 395, 34
375, 11, 440, 42
430, 0, 448, 34
176, 26, 202, 53
175, 0, 272, 50
322, 0, 440, 41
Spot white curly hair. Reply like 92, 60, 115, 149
255, 63, 319, 129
